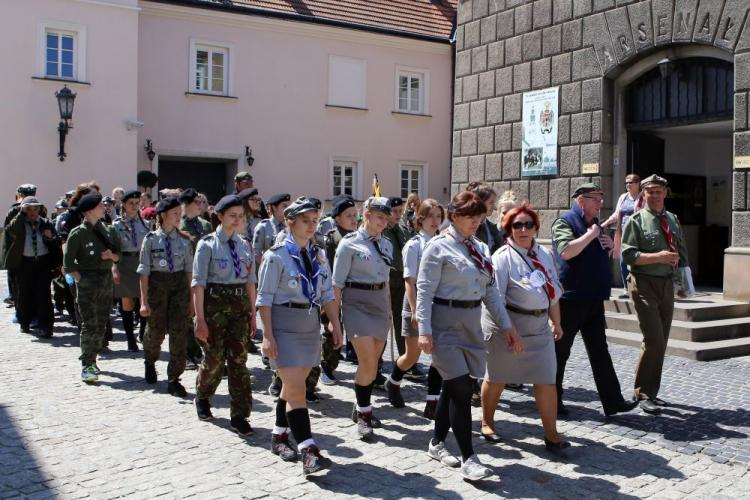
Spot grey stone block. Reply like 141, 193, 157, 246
715, 0, 748, 52
454, 77, 463, 104
599, 143, 613, 176
532, 58, 551, 89
513, 62, 532, 92
491, 181, 512, 194
458, 0, 474, 26
582, 78, 603, 111
510, 179, 530, 201
581, 142, 601, 168
554, 0, 573, 23
478, 126, 495, 153
606, 7, 635, 64
453, 131, 462, 157
534, 0, 553, 29
652, 0, 674, 45
512, 122, 523, 149
560, 145, 580, 176
488, 41, 505, 69
479, 71, 496, 99
693, 0, 723, 43
593, 0, 614, 11
571, 112, 592, 143
470, 100, 487, 127
454, 103, 470, 130
583, 14, 617, 74
736, 93, 748, 131
573, 0, 592, 18
472, 46, 488, 74
738, 15, 750, 52
488, 97, 504, 124
505, 35, 523, 65
732, 212, 750, 246
481, 14, 498, 45
465, 20, 481, 49
497, 9, 515, 40
733, 171, 746, 210
591, 110, 602, 141
628, 1, 654, 52
463, 74, 479, 101
461, 129, 478, 155
572, 47, 602, 80
529, 179, 549, 207
456, 50, 472, 77
538, 209, 557, 238
496, 66, 514, 96
503, 151, 522, 179
451, 183, 461, 199
504, 93, 522, 122
551, 52, 572, 85
495, 124, 513, 151
486, 153, 503, 181
523, 30, 543, 61
737, 54, 750, 92
735, 131, 750, 156
489, 0, 506, 15
515, 3, 533, 35
543, 25, 562, 56
473, 0, 489, 20
469, 155, 486, 181
562, 19, 583, 51
549, 178, 571, 208
452, 157, 468, 182
558, 114, 571, 145
561, 82, 582, 114
455, 25, 465, 51
672, 0, 698, 43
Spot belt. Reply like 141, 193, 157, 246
433, 297, 482, 309
506, 303, 547, 317
121, 251, 139, 256
345, 281, 387, 290
207, 284, 247, 296
278, 302, 319, 310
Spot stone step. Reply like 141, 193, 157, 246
606, 295, 750, 322
606, 329, 750, 361
605, 311, 750, 342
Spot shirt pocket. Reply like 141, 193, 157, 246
211, 257, 231, 277
642, 229, 662, 251
446, 255, 470, 273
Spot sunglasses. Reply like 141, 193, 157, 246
512, 221, 535, 230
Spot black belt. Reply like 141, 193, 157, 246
278, 302, 319, 310
121, 251, 139, 256
207, 284, 246, 296
22, 255, 49, 261
433, 297, 482, 309
506, 303, 547, 317
345, 281, 387, 290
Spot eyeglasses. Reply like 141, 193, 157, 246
582, 196, 605, 203
625, 181, 636, 185
511, 221, 535, 230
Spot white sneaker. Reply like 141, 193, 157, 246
460, 454, 492, 481
319, 371, 337, 386
427, 440, 460, 468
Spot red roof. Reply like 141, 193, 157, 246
168, 0, 457, 41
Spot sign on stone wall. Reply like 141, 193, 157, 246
521, 87, 558, 177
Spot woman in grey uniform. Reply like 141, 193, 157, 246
385, 199, 445, 419
138, 197, 194, 397
416, 191, 523, 482
112, 190, 150, 351
332, 196, 393, 441
480, 202, 569, 452
252, 193, 291, 266
258, 197, 342, 475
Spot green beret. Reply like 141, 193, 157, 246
571, 182, 603, 198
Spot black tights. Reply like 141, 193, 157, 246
433, 374, 474, 461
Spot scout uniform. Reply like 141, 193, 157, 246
238, 187, 264, 238
252, 193, 291, 261
138, 197, 194, 395
383, 197, 410, 357
63, 193, 121, 382
192, 195, 256, 431
621, 174, 688, 409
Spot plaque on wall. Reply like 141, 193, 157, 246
521, 87, 559, 177
735, 156, 750, 169
582, 163, 599, 174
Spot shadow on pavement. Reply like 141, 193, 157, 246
0, 405, 53, 496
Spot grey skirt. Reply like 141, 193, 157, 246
484, 310, 555, 385
342, 286, 390, 342
270, 305, 322, 369
431, 303, 485, 380
114, 254, 140, 298
401, 297, 417, 338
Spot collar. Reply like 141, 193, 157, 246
161, 228, 177, 239
418, 230, 432, 242
446, 224, 470, 243
270, 215, 283, 227
508, 237, 537, 256
358, 226, 379, 242
215, 225, 235, 243
644, 206, 666, 217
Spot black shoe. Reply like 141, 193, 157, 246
506, 383, 524, 390
167, 380, 187, 398
262, 356, 271, 369
230, 416, 254, 437
544, 437, 571, 455
126, 333, 139, 352
271, 432, 298, 462
652, 397, 668, 406
470, 391, 481, 408
639, 399, 661, 415
481, 431, 502, 443
373, 373, 387, 390
604, 399, 638, 417
195, 398, 213, 421
268, 381, 281, 398
20, 325, 30, 334
557, 402, 569, 416
403, 365, 425, 381
145, 362, 157, 384
423, 400, 438, 420
185, 359, 198, 371
301, 445, 332, 475
248, 341, 259, 354
385, 379, 405, 408
350, 402, 382, 428
41, 330, 53, 339
306, 391, 320, 404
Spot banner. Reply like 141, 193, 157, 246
521, 87, 559, 177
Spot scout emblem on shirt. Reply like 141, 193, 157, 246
288, 278, 298, 288
528, 269, 546, 288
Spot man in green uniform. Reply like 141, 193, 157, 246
621, 174, 688, 415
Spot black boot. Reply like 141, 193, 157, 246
122, 310, 139, 352
145, 361, 157, 384
138, 315, 146, 342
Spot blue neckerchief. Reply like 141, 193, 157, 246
284, 234, 322, 306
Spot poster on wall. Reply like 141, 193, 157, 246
521, 87, 559, 177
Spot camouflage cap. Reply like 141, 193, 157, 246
640, 174, 668, 189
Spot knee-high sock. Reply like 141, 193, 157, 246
444, 375, 474, 461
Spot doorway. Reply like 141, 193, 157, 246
158, 158, 230, 204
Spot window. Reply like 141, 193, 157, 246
400, 164, 423, 199
328, 56, 367, 109
193, 45, 228, 94
395, 66, 430, 115
332, 160, 357, 198
46, 31, 75, 79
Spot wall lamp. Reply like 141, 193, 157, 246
145, 139, 156, 162
55, 85, 76, 161
245, 146, 255, 167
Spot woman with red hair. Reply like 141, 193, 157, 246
480, 201, 569, 454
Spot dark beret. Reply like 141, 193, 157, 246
388, 197, 404, 208
283, 197, 319, 219
267, 193, 291, 206
331, 197, 356, 218
308, 197, 322, 210
102, 196, 114, 204
640, 174, 668, 189
331, 194, 354, 205
178, 188, 198, 204
77, 192, 103, 213
571, 182, 603, 198
234, 171, 253, 182
56, 200, 68, 209
122, 190, 142, 202
156, 197, 181, 214
238, 188, 259, 201
17, 184, 37, 196
215, 194, 243, 213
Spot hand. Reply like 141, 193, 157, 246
262, 334, 278, 359
658, 250, 679, 266
418, 335, 433, 354
587, 224, 601, 237
331, 324, 344, 350
111, 267, 121, 285
552, 323, 564, 341
249, 314, 257, 339
598, 233, 614, 250
140, 303, 151, 317
43, 229, 52, 239
410, 315, 418, 332
504, 328, 524, 353
101, 249, 117, 262
71, 271, 81, 283
195, 318, 209, 343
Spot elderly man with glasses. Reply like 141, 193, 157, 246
551, 183, 638, 418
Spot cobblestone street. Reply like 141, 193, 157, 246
1, 272, 749, 499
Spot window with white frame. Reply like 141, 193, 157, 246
328, 56, 367, 109
332, 160, 358, 198
400, 164, 423, 199
45, 30, 75, 79
395, 66, 429, 114
192, 44, 228, 94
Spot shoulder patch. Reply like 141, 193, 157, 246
200, 234, 215, 241
270, 241, 284, 250
145, 232, 156, 239
342, 231, 358, 240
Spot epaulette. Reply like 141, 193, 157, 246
342, 231, 358, 239
325, 227, 338, 237
145, 232, 156, 239
200, 234, 215, 241
270, 241, 285, 251
408, 234, 420, 242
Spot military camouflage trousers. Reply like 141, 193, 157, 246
143, 272, 190, 381
195, 285, 253, 418
77, 271, 113, 366
320, 328, 341, 374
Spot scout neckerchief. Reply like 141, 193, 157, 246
226, 235, 242, 277
285, 234, 322, 306
128, 218, 138, 247
656, 212, 676, 252
369, 235, 393, 268
508, 241, 553, 306
164, 231, 175, 272
449, 226, 494, 284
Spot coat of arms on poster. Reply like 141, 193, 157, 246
521, 87, 559, 177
